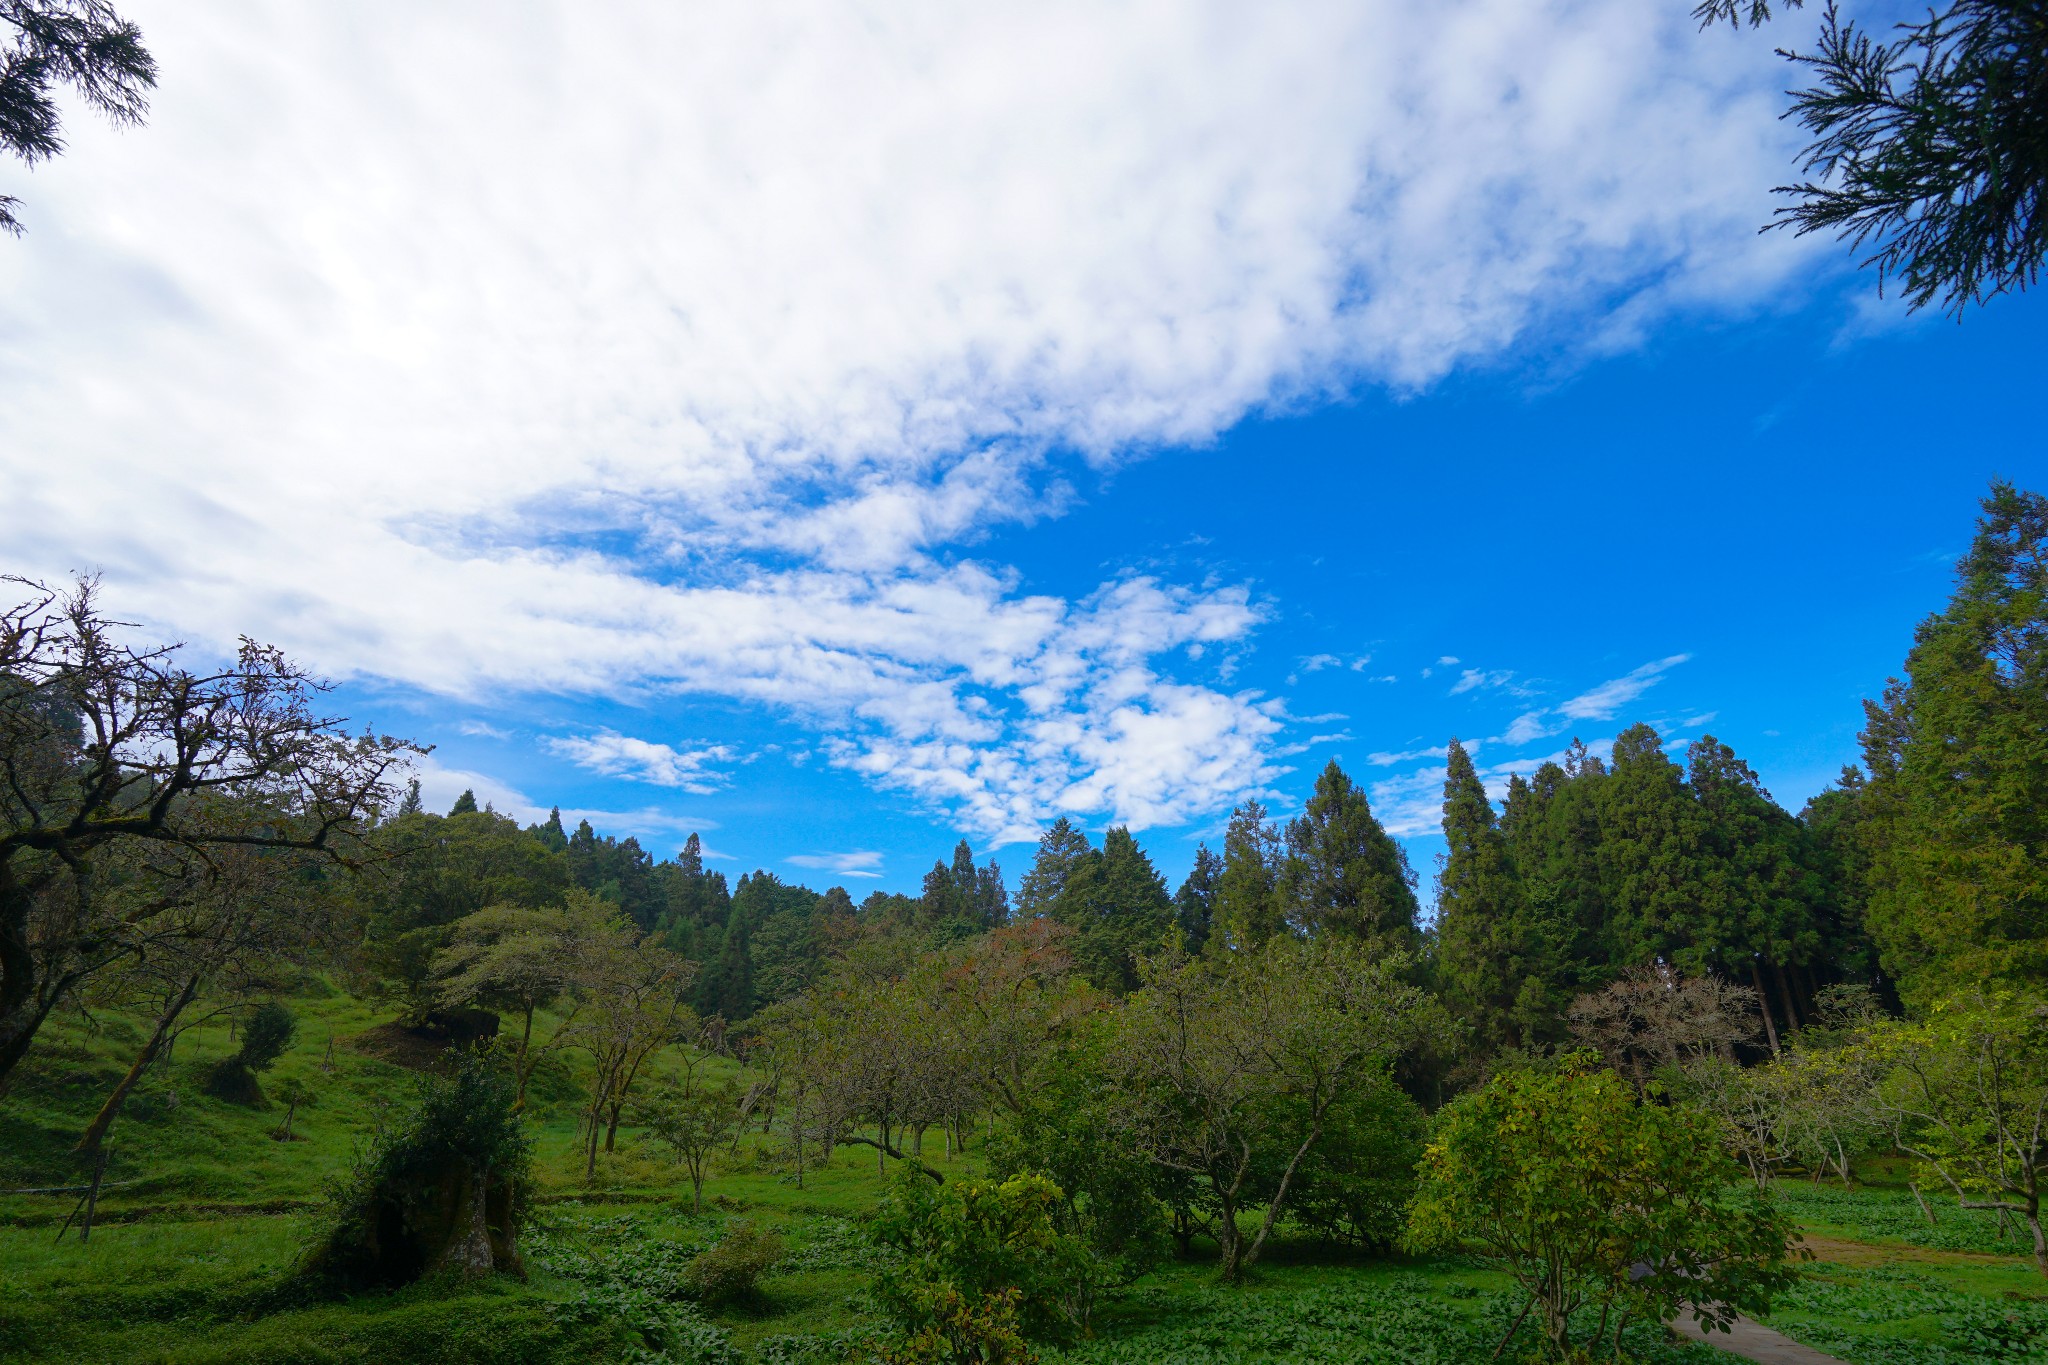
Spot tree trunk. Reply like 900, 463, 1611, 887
1243, 1123, 1321, 1271
513, 1007, 535, 1111
1749, 961, 1781, 1055
1773, 962, 1803, 1034
76, 974, 201, 1158
435, 1164, 496, 1278
2030, 1204, 2048, 1281
1911, 1183, 1936, 1227
1216, 1191, 1242, 1280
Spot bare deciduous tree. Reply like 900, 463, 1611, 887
0, 577, 419, 1086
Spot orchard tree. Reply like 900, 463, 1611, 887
1701, 1, 2047, 314
1107, 936, 1429, 1279
0, 577, 418, 1084
431, 891, 615, 1109
560, 921, 698, 1176
1409, 1057, 1799, 1360
1871, 991, 2048, 1276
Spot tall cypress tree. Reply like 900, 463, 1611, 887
1280, 759, 1419, 951
1434, 740, 1530, 1051
1214, 799, 1285, 951
1860, 482, 2048, 999
1596, 724, 1704, 971
1686, 736, 1825, 1044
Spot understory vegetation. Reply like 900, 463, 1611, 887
3, 483, 2047, 1362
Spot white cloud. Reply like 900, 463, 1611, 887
1502, 711, 1560, 746
1437, 656, 1462, 667
1557, 654, 1692, 720
544, 730, 739, 794
1, 2, 1810, 838
457, 720, 514, 740
1366, 743, 1455, 767
788, 851, 887, 879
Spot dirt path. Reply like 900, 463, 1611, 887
1671, 1312, 1843, 1364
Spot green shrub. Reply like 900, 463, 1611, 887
681, 1221, 784, 1308
873, 1170, 1097, 1353
205, 1002, 297, 1106
306, 1048, 532, 1288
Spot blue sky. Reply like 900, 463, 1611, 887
3, 2, 2043, 899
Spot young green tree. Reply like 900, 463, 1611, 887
643, 1076, 740, 1213
1701, 1, 2048, 314
270, 1076, 316, 1141
1870, 990, 2048, 1277
1408, 1057, 1798, 1360
1859, 483, 2048, 1001
430, 893, 611, 1109
1280, 760, 1419, 951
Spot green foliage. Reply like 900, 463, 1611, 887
681, 1221, 785, 1309
1770, 1261, 2048, 1364
1041, 1279, 1701, 1365
1408, 1057, 1799, 1359
873, 1170, 1098, 1349
1050, 828, 1175, 996
1701, 0, 2048, 315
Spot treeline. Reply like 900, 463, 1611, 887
359, 800, 1010, 1027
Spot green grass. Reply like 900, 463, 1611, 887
9, 991, 2048, 1362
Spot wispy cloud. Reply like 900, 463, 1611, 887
1448, 667, 1517, 696
544, 730, 739, 794
458, 720, 514, 740
788, 851, 886, 879
1557, 654, 1691, 720
410, 755, 716, 844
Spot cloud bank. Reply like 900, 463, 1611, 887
1, 1, 1809, 839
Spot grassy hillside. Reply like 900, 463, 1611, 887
3, 987, 2045, 1363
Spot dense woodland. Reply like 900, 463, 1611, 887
3, 482, 2046, 1364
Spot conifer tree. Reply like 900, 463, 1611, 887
1859, 482, 2048, 998
396, 778, 423, 817
1433, 741, 1531, 1051
1686, 735, 1823, 1048
1056, 826, 1174, 993
1015, 817, 1092, 917
1596, 725, 1704, 970
449, 788, 479, 816
1174, 844, 1222, 954
1280, 760, 1419, 951
1214, 799, 1286, 951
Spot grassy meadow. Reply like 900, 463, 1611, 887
3, 986, 2045, 1364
